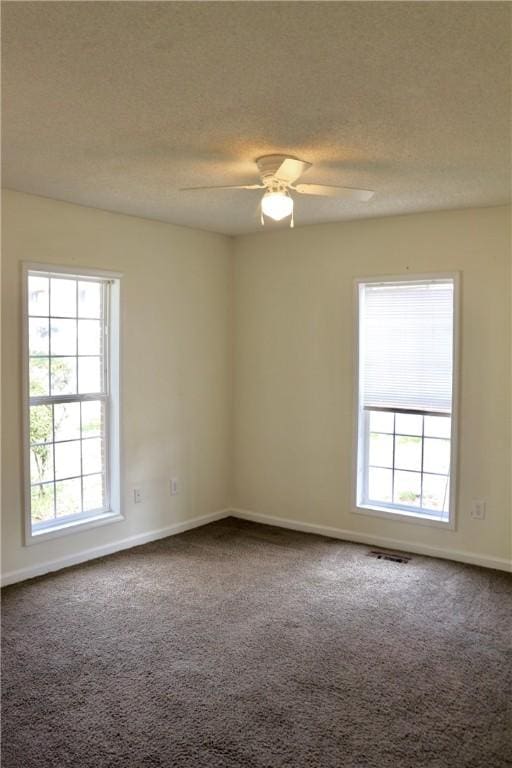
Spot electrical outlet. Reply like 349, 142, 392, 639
471, 499, 486, 520
133, 488, 142, 504
171, 478, 179, 496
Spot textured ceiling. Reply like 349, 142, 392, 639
2, 1, 511, 235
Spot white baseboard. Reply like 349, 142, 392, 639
1, 509, 230, 587
230, 508, 512, 573
3, 506, 510, 585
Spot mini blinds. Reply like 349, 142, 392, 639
359, 279, 455, 414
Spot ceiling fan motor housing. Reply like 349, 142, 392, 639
256, 154, 297, 187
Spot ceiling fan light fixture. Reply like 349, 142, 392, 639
261, 190, 293, 221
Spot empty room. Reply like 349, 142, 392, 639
1, 2, 511, 766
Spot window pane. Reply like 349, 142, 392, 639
83, 474, 104, 512
78, 281, 101, 319
28, 276, 49, 316
394, 470, 421, 507
54, 440, 81, 480
368, 467, 392, 503
30, 405, 53, 444
369, 411, 394, 433
78, 320, 102, 355
423, 438, 450, 475
56, 478, 82, 517
50, 319, 77, 356
81, 401, 103, 438
30, 444, 54, 483
50, 278, 76, 318
422, 474, 450, 512
82, 438, 103, 475
395, 434, 422, 471
51, 357, 77, 395
31, 484, 55, 524
369, 433, 393, 468
29, 358, 49, 396
29, 318, 49, 356
395, 413, 423, 436
424, 415, 451, 439
78, 357, 101, 394
54, 402, 81, 442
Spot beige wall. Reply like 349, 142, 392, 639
233, 206, 512, 566
2, 190, 232, 577
2, 194, 511, 579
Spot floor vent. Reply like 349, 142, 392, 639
368, 549, 411, 564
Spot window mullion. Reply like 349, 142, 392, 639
103, 281, 110, 397
51, 405, 56, 521
49, 279, 56, 520
363, 409, 369, 504
76, 280, 79, 395
30, 392, 108, 407
100, 281, 110, 513
48, 278, 52, 396
419, 415, 425, 509
391, 412, 396, 505
79, 401, 84, 515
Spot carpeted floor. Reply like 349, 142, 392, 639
2, 517, 511, 768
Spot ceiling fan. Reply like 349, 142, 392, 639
181, 155, 375, 228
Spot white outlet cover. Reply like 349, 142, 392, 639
471, 500, 486, 519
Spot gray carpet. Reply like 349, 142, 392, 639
2, 516, 511, 768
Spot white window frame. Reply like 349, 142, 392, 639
22, 262, 123, 545
352, 272, 460, 530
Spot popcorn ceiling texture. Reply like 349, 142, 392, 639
2, 517, 512, 767
2, 1, 511, 235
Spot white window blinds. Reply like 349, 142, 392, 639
359, 279, 454, 414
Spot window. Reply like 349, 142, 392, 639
354, 275, 458, 525
23, 264, 121, 542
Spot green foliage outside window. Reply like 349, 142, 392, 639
30, 358, 74, 521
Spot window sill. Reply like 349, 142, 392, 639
26, 510, 124, 546
353, 504, 454, 530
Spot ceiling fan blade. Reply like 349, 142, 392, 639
274, 158, 312, 184
294, 184, 375, 201
180, 184, 264, 191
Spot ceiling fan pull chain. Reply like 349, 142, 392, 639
290, 208, 294, 228
260, 210, 265, 226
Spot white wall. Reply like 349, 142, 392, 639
233, 206, 512, 568
2, 190, 232, 579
